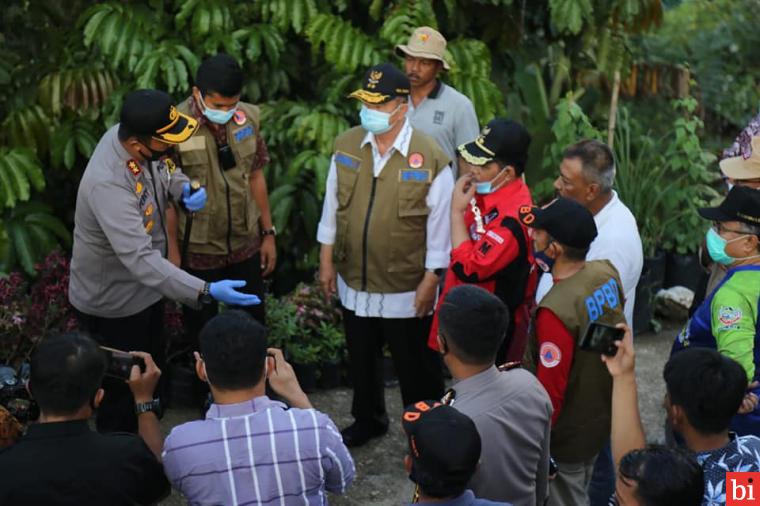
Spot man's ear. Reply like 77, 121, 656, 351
586, 182, 600, 203
194, 352, 208, 383
93, 388, 105, 409
404, 454, 413, 474
504, 165, 517, 182
436, 333, 447, 354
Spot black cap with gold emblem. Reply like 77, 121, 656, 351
120, 89, 198, 144
348, 63, 410, 105
458, 118, 531, 168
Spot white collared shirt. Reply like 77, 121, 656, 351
535, 191, 643, 327
317, 120, 454, 318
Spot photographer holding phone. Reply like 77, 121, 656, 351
519, 198, 625, 506
0, 333, 169, 506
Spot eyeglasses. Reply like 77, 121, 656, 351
712, 222, 749, 236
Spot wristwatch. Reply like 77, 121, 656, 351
135, 399, 161, 416
198, 282, 213, 305
262, 226, 277, 237
427, 268, 444, 277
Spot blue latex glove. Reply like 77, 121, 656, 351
182, 183, 207, 212
209, 280, 261, 306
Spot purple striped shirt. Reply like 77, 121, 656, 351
162, 396, 355, 505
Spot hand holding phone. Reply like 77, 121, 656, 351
100, 346, 146, 380
579, 321, 625, 356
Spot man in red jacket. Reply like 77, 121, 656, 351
429, 119, 535, 364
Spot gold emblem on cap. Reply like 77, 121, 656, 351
169, 106, 178, 121
367, 70, 383, 90
419, 33, 429, 43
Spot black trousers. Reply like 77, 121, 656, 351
183, 252, 266, 349
75, 301, 165, 434
342, 308, 444, 430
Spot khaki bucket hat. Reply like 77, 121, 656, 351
395, 26, 450, 71
720, 136, 760, 180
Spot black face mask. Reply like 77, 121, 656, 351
139, 142, 173, 162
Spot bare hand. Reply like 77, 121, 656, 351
451, 174, 476, 214
266, 348, 311, 408
601, 324, 635, 378
738, 381, 760, 414
414, 272, 439, 318
319, 249, 337, 299
127, 351, 161, 404
260, 235, 277, 277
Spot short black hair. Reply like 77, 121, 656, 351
664, 348, 747, 434
438, 285, 509, 365
196, 53, 243, 98
563, 139, 615, 193
29, 333, 106, 416
199, 310, 267, 390
619, 446, 703, 506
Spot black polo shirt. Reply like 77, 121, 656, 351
0, 419, 169, 505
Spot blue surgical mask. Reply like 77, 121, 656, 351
474, 167, 508, 194
705, 227, 750, 265
200, 95, 237, 125
533, 241, 556, 273
359, 104, 400, 134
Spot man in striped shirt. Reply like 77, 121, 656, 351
162, 311, 355, 505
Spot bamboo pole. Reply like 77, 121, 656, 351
607, 69, 621, 148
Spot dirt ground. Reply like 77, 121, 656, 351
159, 323, 679, 505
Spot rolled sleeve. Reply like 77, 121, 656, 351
317, 156, 339, 245
90, 181, 204, 306
425, 166, 454, 269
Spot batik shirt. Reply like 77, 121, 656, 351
696, 433, 760, 505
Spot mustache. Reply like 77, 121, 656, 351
407, 73, 421, 79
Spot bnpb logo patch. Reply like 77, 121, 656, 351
539, 342, 562, 368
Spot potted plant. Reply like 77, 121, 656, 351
266, 282, 346, 392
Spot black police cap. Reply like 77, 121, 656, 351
698, 185, 760, 228
120, 89, 198, 144
458, 119, 532, 168
349, 63, 410, 105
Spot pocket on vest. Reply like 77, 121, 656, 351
179, 147, 210, 170
188, 212, 210, 245
387, 231, 425, 273
337, 165, 359, 208
398, 182, 429, 218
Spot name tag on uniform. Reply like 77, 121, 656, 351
399, 169, 431, 182
233, 125, 254, 143
335, 151, 360, 171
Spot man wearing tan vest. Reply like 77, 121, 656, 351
167, 54, 275, 340
519, 198, 626, 506
317, 63, 454, 447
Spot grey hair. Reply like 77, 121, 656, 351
563, 139, 616, 193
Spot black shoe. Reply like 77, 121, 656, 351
341, 422, 388, 448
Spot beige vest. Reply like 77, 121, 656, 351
176, 100, 261, 256
527, 260, 626, 463
333, 126, 449, 293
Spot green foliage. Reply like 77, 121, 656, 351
0, 149, 45, 208
0, 202, 71, 276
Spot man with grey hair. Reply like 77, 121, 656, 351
534, 138, 642, 506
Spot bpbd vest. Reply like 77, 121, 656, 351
176, 100, 262, 256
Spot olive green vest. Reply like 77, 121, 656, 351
526, 260, 626, 463
333, 126, 450, 293
176, 100, 261, 256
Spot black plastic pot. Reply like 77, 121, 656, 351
633, 251, 667, 335
293, 362, 318, 393
318, 362, 342, 390
664, 252, 702, 291
164, 363, 200, 409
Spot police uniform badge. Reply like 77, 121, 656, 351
127, 159, 141, 177
165, 158, 177, 174
136, 182, 143, 194
145, 220, 154, 233
233, 110, 246, 126
408, 152, 424, 169
144, 203, 154, 217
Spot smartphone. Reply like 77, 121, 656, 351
100, 346, 146, 380
579, 321, 625, 356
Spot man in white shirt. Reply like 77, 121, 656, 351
317, 63, 454, 447
534, 139, 643, 506
535, 139, 643, 327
